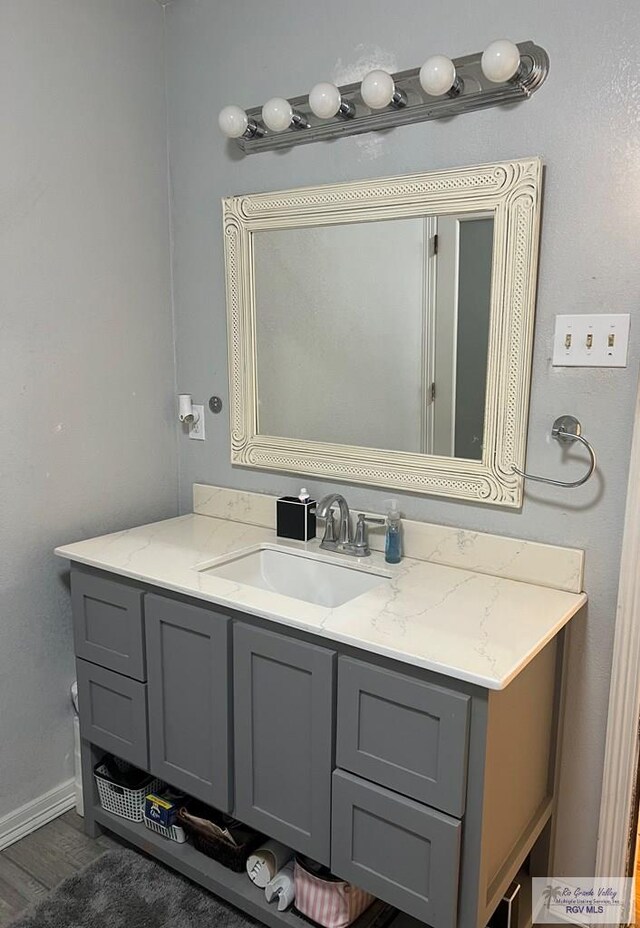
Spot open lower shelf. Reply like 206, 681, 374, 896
94, 805, 406, 928
93, 806, 308, 928
93, 802, 531, 928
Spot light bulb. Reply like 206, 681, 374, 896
218, 105, 249, 139
309, 82, 342, 119
481, 39, 521, 83
262, 97, 294, 132
419, 55, 457, 96
360, 70, 396, 109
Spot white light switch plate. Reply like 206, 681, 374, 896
552, 314, 630, 367
188, 405, 205, 440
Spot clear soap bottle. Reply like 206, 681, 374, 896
384, 499, 403, 564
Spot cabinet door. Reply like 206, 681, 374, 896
332, 770, 461, 928
71, 569, 145, 680
234, 623, 336, 864
146, 595, 231, 810
76, 659, 148, 768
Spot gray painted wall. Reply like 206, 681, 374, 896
165, 0, 640, 873
1, 0, 176, 819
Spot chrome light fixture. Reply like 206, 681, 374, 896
218, 39, 548, 153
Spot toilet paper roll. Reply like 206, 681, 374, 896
246, 840, 293, 888
265, 861, 295, 912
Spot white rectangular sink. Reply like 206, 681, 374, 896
196, 545, 388, 608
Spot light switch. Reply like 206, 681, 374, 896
552, 314, 630, 367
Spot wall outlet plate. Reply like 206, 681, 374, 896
189, 405, 205, 440
552, 314, 630, 367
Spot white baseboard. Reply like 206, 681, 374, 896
0, 779, 76, 851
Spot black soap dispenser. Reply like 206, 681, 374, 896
276, 488, 317, 542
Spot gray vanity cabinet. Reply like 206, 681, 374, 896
70, 564, 563, 928
233, 623, 336, 865
145, 595, 232, 810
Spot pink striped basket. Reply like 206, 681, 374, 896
294, 857, 375, 928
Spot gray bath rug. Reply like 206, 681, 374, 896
10, 847, 257, 927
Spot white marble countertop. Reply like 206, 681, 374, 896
56, 513, 586, 690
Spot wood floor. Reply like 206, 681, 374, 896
0, 811, 117, 927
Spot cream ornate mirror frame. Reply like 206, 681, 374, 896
223, 158, 542, 508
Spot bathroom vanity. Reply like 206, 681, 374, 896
50, 142, 595, 928
57, 486, 586, 928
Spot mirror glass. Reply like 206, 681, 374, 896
254, 213, 493, 461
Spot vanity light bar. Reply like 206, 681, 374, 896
218, 40, 549, 154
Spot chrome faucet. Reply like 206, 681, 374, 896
316, 493, 384, 557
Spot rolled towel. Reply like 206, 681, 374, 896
265, 860, 296, 911
246, 840, 293, 888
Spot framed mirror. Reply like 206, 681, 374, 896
223, 158, 542, 507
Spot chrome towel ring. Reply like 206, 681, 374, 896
513, 415, 597, 488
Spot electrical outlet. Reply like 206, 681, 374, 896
188, 405, 205, 440
552, 314, 630, 367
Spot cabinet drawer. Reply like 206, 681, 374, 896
336, 657, 469, 816
71, 570, 145, 680
331, 770, 461, 928
76, 659, 148, 768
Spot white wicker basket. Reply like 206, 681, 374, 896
94, 760, 162, 822
143, 814, 187, 843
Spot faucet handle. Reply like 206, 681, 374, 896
353, 513, 385, 553
320, 508, 337, 546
